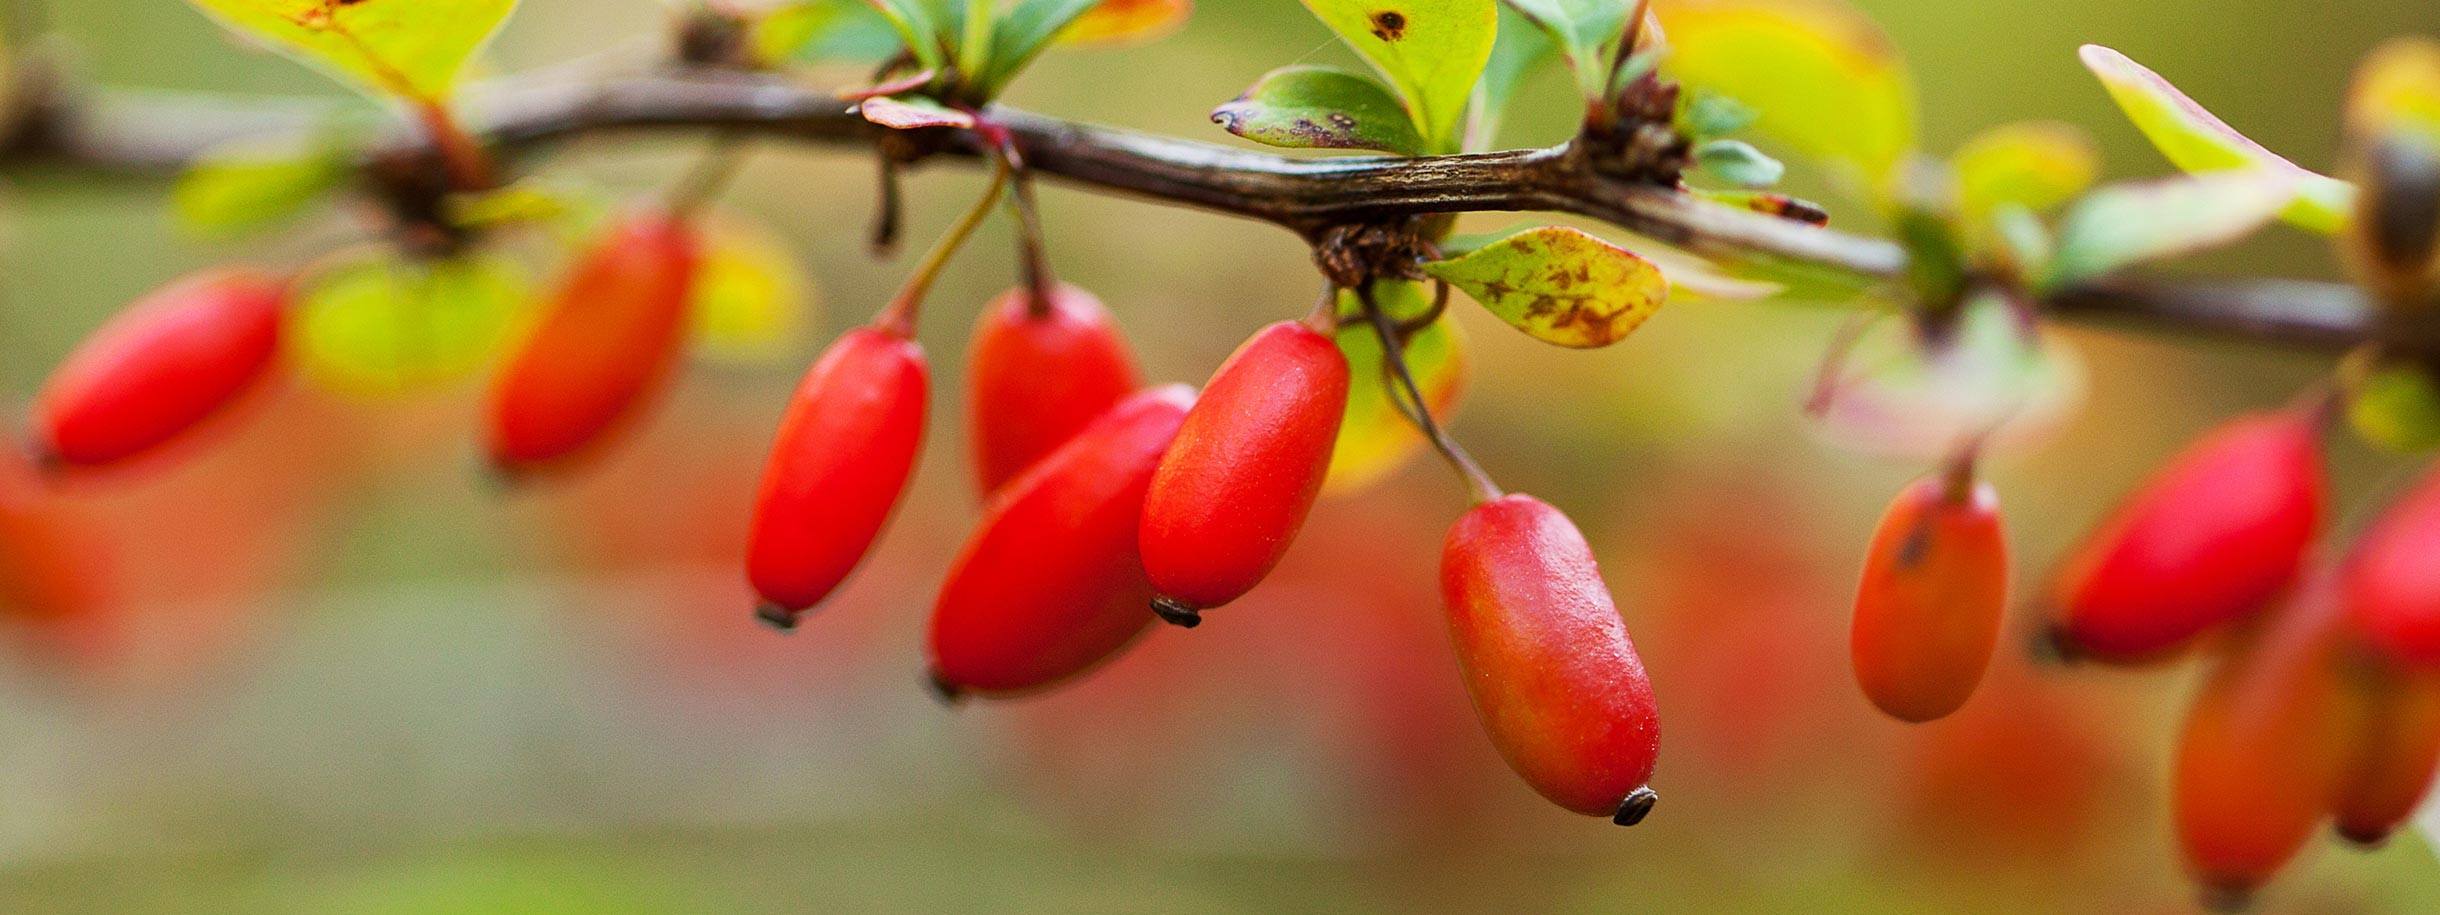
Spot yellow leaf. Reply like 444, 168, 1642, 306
2079, 44, 2354, 234
1423, 226, 1669, 348
293, 249, 530, 396
1062, 0, 1190, 45
1658, 0, 1917, 183
183, 0, 519, 100
690, 218, 816, 365
2348, 37, 2440, 140
1951, 121, 2098, 222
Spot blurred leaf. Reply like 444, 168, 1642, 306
182, 0, 518, 100
1952, 121, 2098, 222
2078, 44, 2354, 234
2350, 364, 2440, 453
1501, 0, 1634, 99
445, 180, 605, 231
1327, 281, 1467, 494
1211, 66, 1425, 154
171, 135, 351, 240
865, 0, 951, 71
754, 0, 904, 65
1062, 0, 1190, 44
1680, 91, 1758, 139
294, 249, 530, 396
1809, 289, 2082, 458
1297, 0, 1498, 150
1424, 225, 1668, 348
1468, 5, 1557, 150
979, 0, 1104, 94
2046, 171, 2296, 289
858, 95, 976, 129
1659, 0, 1917, 182
1633, 238, 1784, 301
1694, 138, 1784, 187
690, 217, 816, 365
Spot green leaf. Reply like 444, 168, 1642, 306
1951, 121, 2098, 222
2079, 44, 2354, 234
1500, 0, 1633, 99
1693, 138, 1783, 188
1328, 281, 1467, 495
1681, 91, 1758, 139
171, 134, 351, 240
293, 249, 530, 397
1423, 225, 1668, 348
1211, 65, 1425, 155
2046, 171, 2297, 289
979, 0, 1102, 96
691, 217, 817, 366
1660, 0, 1917, 183
755, 0, 905, 65
1467, 5, 1556, 150
181, 0, 518, 100
865, 0, 951, 71
1297, 0, 1498, 150
2350, 363, 2440, 453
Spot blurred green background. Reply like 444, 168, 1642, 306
1, 0, 2437, 912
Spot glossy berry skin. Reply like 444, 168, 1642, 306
1850, 475, 2008, 724
746, 327, 928, 624
486, 211, 700, 474
2051, 412, 2324, 664
929, 386, 1193, 697
2174, 589, 2356, 908
2333, 664, 2440, 846
1140, 320, 1348, 625
35, 269, 287, 469
966, 283, 1140, 494
2343, 466, 2440, 666
1442, 494, 1661, 824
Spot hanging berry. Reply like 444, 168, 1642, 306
485, 210, 702, 475
929, 386, 1194, 698
2332, 660, 2440, 846
1139, 318, 1349, 627
746, 325, 929, 627
1442, 493, 1661, 825
1850, 465, 2009, 723
34, 269, 288, 470
2173, 588, 2356, 909
2342, 464, 2440, 666
965, 283, 1140, 494
2048, 410, 2325, 663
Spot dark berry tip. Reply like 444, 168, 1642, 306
1151, 596, 1203, 629
924, 669, 967, 706
2337, 822, 2392, 848
2198, 883, 2255, 914
754, 603, 801, 632
2029, 623, 2080, 666
1613, 787, 1657, 826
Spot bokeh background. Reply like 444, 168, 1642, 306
2, 0, 2437, 911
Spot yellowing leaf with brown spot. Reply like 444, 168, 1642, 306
1424, 226, 1668, 348
1658, 0, 1916, 182
1298, 0, 1497, 150
183, 0, 518, 100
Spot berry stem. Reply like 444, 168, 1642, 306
662, 132, 753, 219
412, 98, 498, 192
871, 152, 906, 257
1358, 282, 1502, 504
875, 155, 1012, 338
995, 140, 1060, 316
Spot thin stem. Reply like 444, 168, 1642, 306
412, 99, 498, 191
996, 140, 1058, 314
874, 156, 1012, 337
1359, 283, 1502, 504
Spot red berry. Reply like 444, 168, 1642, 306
2173, 588, 2355, 908
1139, 320, 1348, 626
34, 268, 287, 469
2342, 464, 2440, 666
928, 386, 1194, 697
485, 211, 701, 474
2050, 411, 2324, 663
965, 283, 1140, 494
1441, 494, 1660, 823
746, 326, 928, 624
2332, 662, 2440, 846
1851, 474, 2008, 723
